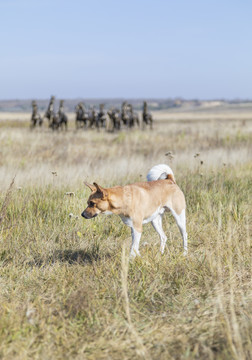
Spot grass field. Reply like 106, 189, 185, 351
0, 109, 251, 359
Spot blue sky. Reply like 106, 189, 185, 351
0, 0, 251, 99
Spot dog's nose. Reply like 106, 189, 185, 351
81, 211, 88, 219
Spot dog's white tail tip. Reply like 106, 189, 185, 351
147, 163, 175, 183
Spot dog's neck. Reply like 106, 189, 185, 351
107, 188, 131, 217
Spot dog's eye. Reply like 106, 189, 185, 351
89, 201, 95, 207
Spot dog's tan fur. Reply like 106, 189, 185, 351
82, 166, 187, 257
83, 180, 185, 232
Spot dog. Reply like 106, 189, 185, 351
81, 164, 187, 258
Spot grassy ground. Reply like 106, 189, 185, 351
0, 112, 251, 359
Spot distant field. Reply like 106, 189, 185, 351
0, 109, 251, 188
2, 106, 252, 120
1, 101, 252, 123
0, 108, 251, 359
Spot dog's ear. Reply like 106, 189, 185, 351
93, 183, 108, 199
84, 182, 96, 192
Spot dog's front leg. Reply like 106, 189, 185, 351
130, 227, 142, 258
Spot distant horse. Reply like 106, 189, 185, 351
44, 110, 57, 129
75, 102, 88, 129
121, 102, 139, 129
142, 101, 153, 129
121, 101, 130, 127
44, 96, 57, 129
128, 104, 140, 128
57, 113, 68, 130
44, 99, 68, 131
46, 113, 68, 130
107, 108, 121, 131
88, 106, 97, 128
97, 104, 106, 128
57, 100, 68, 130
30, 101, 43, 128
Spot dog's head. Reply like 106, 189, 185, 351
82, 182, 110, 219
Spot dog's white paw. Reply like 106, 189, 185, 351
129, 250, 141, 261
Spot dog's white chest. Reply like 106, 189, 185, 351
102, 211, 113, 215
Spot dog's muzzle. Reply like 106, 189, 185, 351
81, 212, 97, 219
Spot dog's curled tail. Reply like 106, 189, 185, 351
147, 164, 176, 183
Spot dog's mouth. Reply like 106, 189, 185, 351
81, 212, 98, 219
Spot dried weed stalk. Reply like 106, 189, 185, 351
0, 177, 15, 227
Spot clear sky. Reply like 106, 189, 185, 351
0, 0, 251, 99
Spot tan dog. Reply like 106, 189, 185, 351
81, 164, 187, 258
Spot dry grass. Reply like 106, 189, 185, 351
0, 112, 251, 188
0, 111, 251, 359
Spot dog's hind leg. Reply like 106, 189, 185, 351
130, 227, 142, 258
151, 214, 167, 254
169, 208, 188, 255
